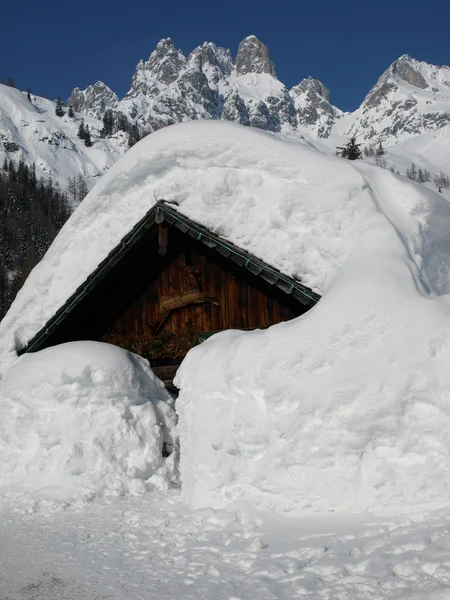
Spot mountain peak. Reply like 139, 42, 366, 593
235, 35, 276, 77
124, 38, 187, 97
390, 54, 428, 89
155, 37, 175, 51
292, 77, 331, 102
67, 81, 118, 118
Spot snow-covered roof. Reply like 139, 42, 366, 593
0, 120, 374, 374
22, 200, 321, 355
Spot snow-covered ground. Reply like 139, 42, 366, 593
2, 120, 450, 598
2, 495, 450, 600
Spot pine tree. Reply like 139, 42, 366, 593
67, 176, 77, 203
376, 141, 385, 156
84, 125, 92, 147
406, 163, 418, 181
55, 97, 64, 117
68, 106, 75, 118
77, 120, 86, 140
100, 109, 114, 138
76, 175, 88, 201
7, 77, 16, 88
26, 89, 32, 102
336, 136, 362, 160
434, 172, 450, 193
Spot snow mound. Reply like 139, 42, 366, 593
0, 342, 178, 507
0, 120, 367, 375
176, 164, 450, 514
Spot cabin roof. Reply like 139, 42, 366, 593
22, 200, 320, 355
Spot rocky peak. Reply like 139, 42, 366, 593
290, 77, 340, 139
391, 54, 428, 89
67, 81, 118, 119
125, 38, 187, 101
188, 42, 233, 87
363, 54, 431, 110
291, 77, 331, 103
235, 35, 276, 77
143, 38, 186, 85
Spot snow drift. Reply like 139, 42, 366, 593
0, 342, 178, 506
176, 164, 450, 513
2, 120, 450, 513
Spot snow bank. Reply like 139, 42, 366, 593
0, 342, 178, 507
0, 120, 367, 375
176, 164, 450, 514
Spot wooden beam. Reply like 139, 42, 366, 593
158, 223, 168, 257
155, 207, 165, 224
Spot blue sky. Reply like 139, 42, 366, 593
2, 0, 450, 111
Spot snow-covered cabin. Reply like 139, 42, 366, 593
0, 120, 377, 383
22, 199, 319, 388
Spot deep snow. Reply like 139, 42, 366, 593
176, 162, 450, 513
2, 120, 450, 515
0, 342, 178, 508
1, 119, 450, 598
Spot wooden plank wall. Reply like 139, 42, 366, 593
103, 230, 298, 361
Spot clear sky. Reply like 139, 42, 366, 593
2, 0, 450, 112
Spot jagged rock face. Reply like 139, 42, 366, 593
291, 77, 341, 138
189, 43, 233, 88
392, 55, 428, 89
221, 93, 249, 125
68, 82, 118, 119
118, 35, 297, 134
120, 39, 218, 132
126, 38, 186, 100
235, 36, 276, 76
348, 55, 450, 145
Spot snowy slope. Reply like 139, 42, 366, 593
0, 84, 127, 191
387, 123, 450, 176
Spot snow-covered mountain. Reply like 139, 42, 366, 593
68, 81, 118, 120
1, 36, 450, 194
0, 84, 127, 193
346, 54, 450, 146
